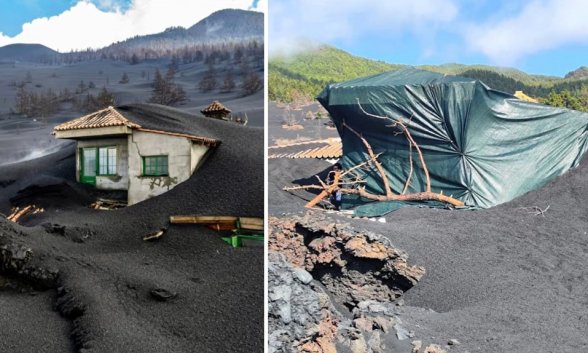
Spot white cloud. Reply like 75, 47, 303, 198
0, 0, 256, 52
464, 0, 588, 65
269, 0, 458, 56
252, 0, 266, 13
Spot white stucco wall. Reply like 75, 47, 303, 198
76, 138, 129, 190
127, 131, 209, 205
190, 143, 210, 173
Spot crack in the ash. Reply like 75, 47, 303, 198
0, 239, 90, 352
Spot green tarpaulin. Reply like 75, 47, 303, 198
317, 68, 588, 211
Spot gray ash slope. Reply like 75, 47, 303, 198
104, 9, 263, 51
0, 43, 58, 62
268, 100, 588, 352
0, 104, 263, 353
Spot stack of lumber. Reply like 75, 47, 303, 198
7, 205, 44, 223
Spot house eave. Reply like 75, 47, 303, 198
54, 126, 132, 139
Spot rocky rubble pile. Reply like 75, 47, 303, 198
269, 212, 425, 306
268, 212, 433, 353
268, 253, 338, 353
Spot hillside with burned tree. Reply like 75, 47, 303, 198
0, 9, 264, 128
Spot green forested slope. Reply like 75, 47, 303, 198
269, 45, 401, 102
269, 44, 588, 111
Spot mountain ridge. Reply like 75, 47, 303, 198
0, 8, 263, 62
269, 44, 588, 107
0, 43, 58, 63
105, 9, 263, 52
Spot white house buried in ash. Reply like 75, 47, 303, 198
53, 105, 220, 205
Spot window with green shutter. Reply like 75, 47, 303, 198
143, 155, 169, 176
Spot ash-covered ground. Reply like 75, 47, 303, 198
0, 105, 263, 353
268, 102, 588, 353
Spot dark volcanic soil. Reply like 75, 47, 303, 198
268, 101, 588, 353
0, 105, 263, 353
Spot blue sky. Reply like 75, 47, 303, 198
0, 0, 264, 52
0, 1, 74, 36
269, 0, 588, 77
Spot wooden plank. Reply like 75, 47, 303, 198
207, 223, 236, 232
170, 215, 238, 224
239, 217, 263, 225
239, 224, 264, 231
170, 216, 263, 225
143, 228, 166, 241
8, 205, 33, 222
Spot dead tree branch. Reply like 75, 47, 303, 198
518, 205, 550, 216
356, 100, 431, 192
342, 121, 394, 197
283, 100, 464, 210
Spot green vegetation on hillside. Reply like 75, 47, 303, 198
269, 44, 588, 112
269, 45, 401, 102
420, 63, 561, 86
565, 66, 588, 80
458, 69, 588, 111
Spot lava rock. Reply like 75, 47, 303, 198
150, 288, 178, 302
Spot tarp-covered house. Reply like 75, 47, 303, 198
53, 104, 220, 205
317, 68, 588, 209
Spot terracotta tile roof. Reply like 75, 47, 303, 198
201, 100, 231, 114
53, 106, 221, 146
269, 139, 342, 159
54, 106, 140, 131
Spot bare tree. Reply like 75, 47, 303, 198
241, 72, 263, 96
198, 62, 218, 93
220, 67, 236, 93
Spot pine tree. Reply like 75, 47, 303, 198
119, 72, 130, 84
148, 68, 186, 105
96, 87, 116, 108
130, 53, 140, 65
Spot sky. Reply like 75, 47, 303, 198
0, 0, 265, 52
269, 0, 588, 77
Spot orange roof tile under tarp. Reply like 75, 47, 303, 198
54, 106, 140, 131
514, 90, 539, 103
268, 139, 342, 159
201, 100, 231, 114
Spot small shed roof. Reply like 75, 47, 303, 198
201, 101, 231, 114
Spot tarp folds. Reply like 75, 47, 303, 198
317, 68, 588, 209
